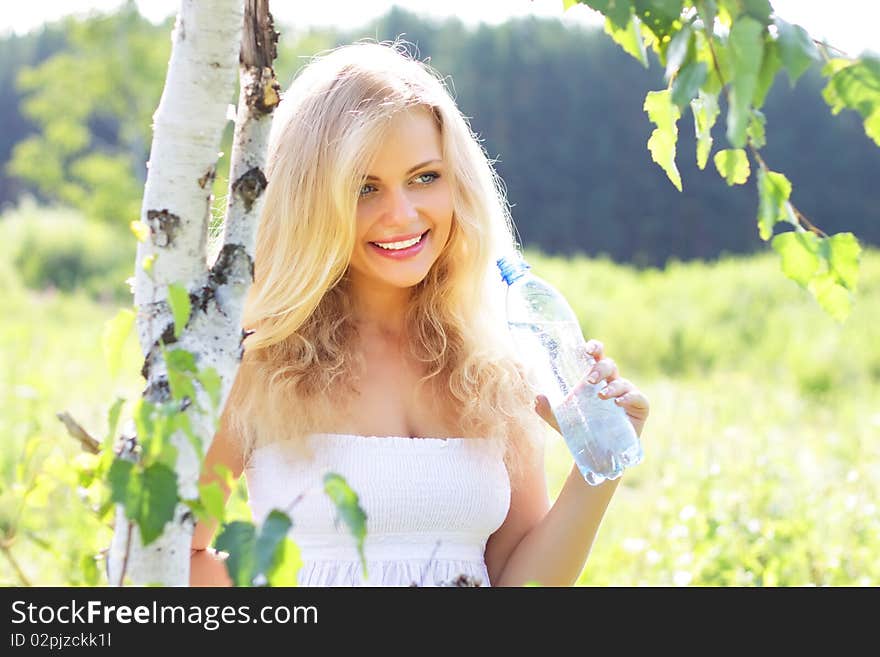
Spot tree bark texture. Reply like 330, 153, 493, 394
107, 0, 253, 586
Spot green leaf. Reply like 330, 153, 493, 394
132, 398, 154, 457
215, 521, 257, 587
199, 481, 226, 524
213, 464, 236, 493
634, 0, 684, 39
757, 169, 793, 240
80, 553, 101, 586
102, 308, 135, 379
165, 347, 197, 373
643, 89, 683, 191
747, 109, 766, 148
822, 57, 880, 147
256, 509, 293, 579
739, 0, 772, 25
196, 366, 223, 412
672, 61, 708, 109
175, 411, 203, 463
108, 457, 134, 506
604, 16, 648, 68
713, 148, 750, 185
825, 232, 862, 291
665, 25, 693, 80
165, 347, 197, 404
167, 283, 191, 339
581, 0, 634, 29
698, 0, 717, 34
727, 17, 765, 148
323, 472, 368, 578
807, 270, 853, 323
691, 90, 720, 169
134, 463, 179, 545
105, 396, 126, 447
266, 539, 303, 587
108, 459, 178, 546
753, 38, 780, 109
771, 231, 821, 287
775, 19, 819, 86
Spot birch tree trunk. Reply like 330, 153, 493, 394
106, 0, 278, 586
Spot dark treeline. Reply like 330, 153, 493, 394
2, 6, 878, 267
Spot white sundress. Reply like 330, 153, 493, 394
245, 433, 511, 587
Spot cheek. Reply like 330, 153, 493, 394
427, 185, 454, 229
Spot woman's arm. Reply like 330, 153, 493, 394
189, 412, 245, 587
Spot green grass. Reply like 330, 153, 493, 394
1, 221, 877, 586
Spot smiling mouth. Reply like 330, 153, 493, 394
369, 230, 430, 251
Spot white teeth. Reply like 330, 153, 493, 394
373, 233, 424, 250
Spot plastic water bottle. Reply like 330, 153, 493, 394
497, 254, 643, 485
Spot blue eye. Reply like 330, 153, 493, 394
414, 172, 439, 185
359, 183, 377, 197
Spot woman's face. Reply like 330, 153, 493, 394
348, 106, 454, 293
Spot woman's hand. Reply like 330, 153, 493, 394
534, 338, 650, 438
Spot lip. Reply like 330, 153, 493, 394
368, 230, 430, 260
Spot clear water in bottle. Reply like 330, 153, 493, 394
499, 254, 643, 485
508, 319, 643, 485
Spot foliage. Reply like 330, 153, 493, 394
566, 0, 879, 321
1, 199, 134, 302
7, 2, 172, 225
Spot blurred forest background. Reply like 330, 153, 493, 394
0, 3, 878, 587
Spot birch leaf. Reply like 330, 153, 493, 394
167, 283, 191, 339
714, 148, 750, 185
266, 539, 303, 587
604, 16, 648, 68
215, 521, 257, 587
757, 169, 792, 240
324, 472, 368, 578
727, 17, 765, 147
691, 90, 720, 169
644, 89, 683, 191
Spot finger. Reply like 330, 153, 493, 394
597, 378, 634, 399
614, 390, 650, 412
584, 339, 604, 361
587, 357, 618, 384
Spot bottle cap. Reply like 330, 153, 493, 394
496, 254, 531, 286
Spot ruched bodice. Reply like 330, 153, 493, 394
244, 433, 511, 586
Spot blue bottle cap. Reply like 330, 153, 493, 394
496, 254, 531, 286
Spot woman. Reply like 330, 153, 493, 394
190, 41, 649, 587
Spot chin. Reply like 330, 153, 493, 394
380, 269, 432, 289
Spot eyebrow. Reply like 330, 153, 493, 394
365, 159, 443, 181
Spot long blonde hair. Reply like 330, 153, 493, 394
225, 41, 546, 484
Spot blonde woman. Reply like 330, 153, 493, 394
189, 42, 650, 587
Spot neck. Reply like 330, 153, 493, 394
350, 282, 412, 340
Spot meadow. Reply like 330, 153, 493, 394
1, 206, 877, 586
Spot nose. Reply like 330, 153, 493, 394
382, 185, 419, 226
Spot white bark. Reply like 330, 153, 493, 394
107, 0, 246, 586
